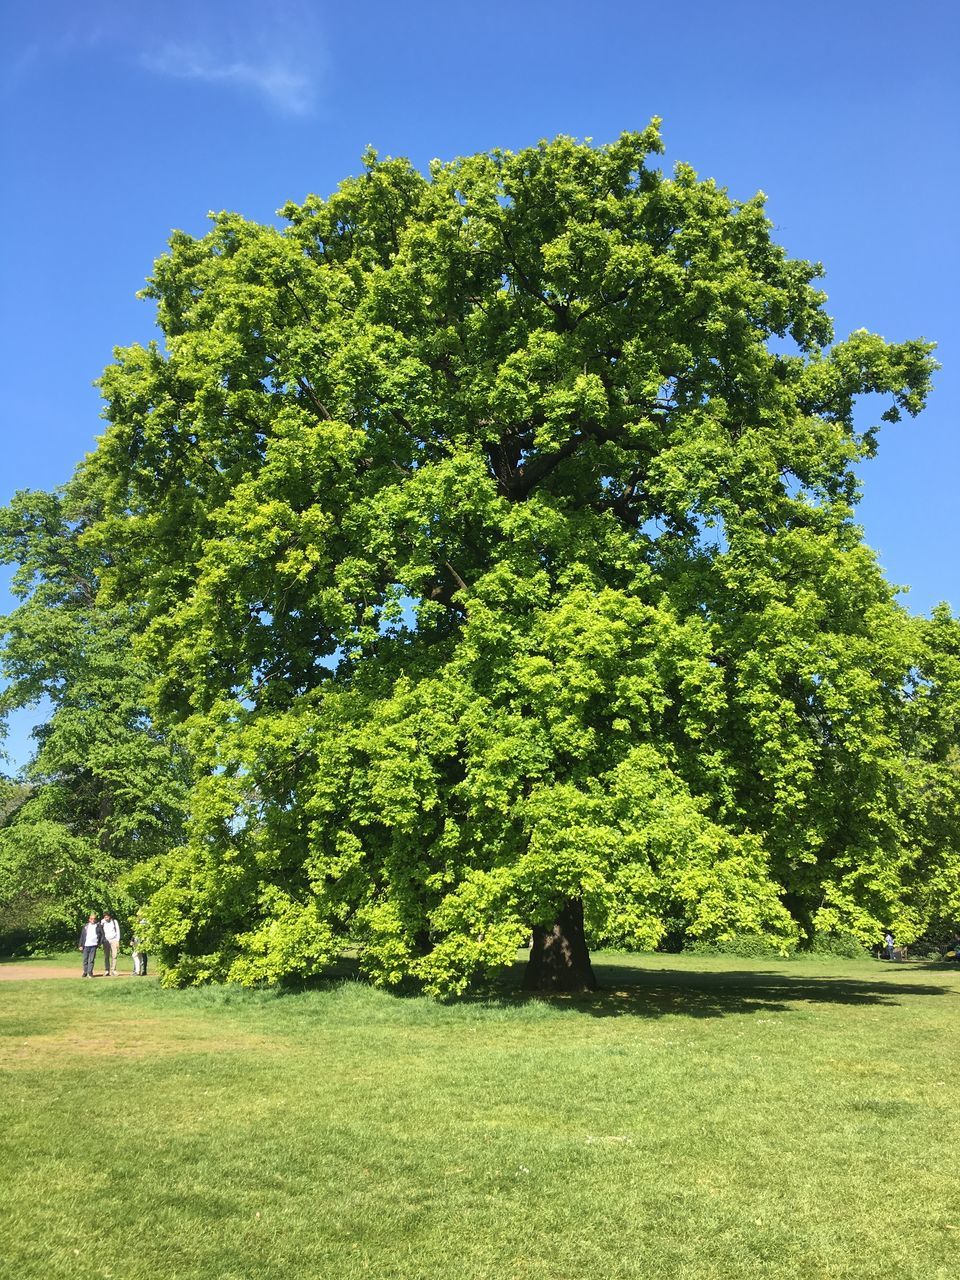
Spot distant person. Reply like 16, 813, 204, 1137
884, 931, 895, 961
101, 911, 121, 977
131, 915, 148, 977
78, 913, 102, 978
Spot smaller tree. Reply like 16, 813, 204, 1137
0, 483, 189, 946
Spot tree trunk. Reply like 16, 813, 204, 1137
523, 897, 598, 993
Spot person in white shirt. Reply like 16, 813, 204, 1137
131, 915, 149, 976
101, 911, 121, 977
78, 913, 102, 978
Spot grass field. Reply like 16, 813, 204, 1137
1, 952, 957, 1280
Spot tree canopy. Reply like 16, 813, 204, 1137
0, 484, 188, 945
4, 123, 956, 988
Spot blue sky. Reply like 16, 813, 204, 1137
1, 0, 957, 769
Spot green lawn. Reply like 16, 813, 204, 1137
1, 949, 86, 972
1, 953, 957, 1280
0, 948, 136, 974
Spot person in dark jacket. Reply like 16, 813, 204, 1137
78, 913, 102, 978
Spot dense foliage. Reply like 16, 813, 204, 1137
0, 486, 188, 946
2, 124, 956, 987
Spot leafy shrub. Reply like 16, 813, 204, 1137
686, 934, 796, 959
806, 933, 867, 959
0, 926, 35, 957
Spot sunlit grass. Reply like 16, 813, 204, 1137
1, 953, 957, 1279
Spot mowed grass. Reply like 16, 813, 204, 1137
1, 953, 958, 1280
0, 949, 115, 974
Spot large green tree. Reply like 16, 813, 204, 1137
75, 124, 946, 991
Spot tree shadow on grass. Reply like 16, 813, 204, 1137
489, 958, 958, 1021
105, 953, 956, 1024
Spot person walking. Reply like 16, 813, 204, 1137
78, 913, 102, 978
884, 930, 896, 961
131, 915, 148, 977
101, 911, 121, 977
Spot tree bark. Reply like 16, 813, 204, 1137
523, 897, 598, 993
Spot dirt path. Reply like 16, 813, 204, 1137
0, 965, 131, 981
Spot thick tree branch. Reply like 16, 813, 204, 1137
444, 560, 469, 593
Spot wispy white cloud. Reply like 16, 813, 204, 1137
142, 42, 318, 116
137, 0, 327, 117
4, 0, 327, 116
